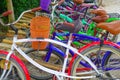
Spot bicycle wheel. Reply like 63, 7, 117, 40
24, 48, 64, 80
70, 44, 120, 80
0, 52, 29, 80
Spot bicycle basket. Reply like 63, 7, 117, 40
30, 16, 50, 49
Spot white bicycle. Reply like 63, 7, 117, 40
0, 4, 120, 80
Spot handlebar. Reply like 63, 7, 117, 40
31, 7, 42, 12
0, 7, 41, 34
51, 0, 64, 6
58, 0, 64, 5
51, 0, 65, 20
59, 14, 73, 23
2, 10, 12, 17
0, 7, 41, 26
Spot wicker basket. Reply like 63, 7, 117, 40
30, 16, 50, 49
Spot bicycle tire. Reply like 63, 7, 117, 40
0, 52, 30, 80
24, 48, 64, 80
70, 44, 120, 80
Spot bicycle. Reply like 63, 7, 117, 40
1, 6, 120, 80
54, 8, 120, 46
24, 13, 100, 79
61, 0, 99, 19
23, 6, 100, 80
25, 6, 120, 79
69, 20, 120, 80
24, 1, 120, 79
25, 2, 120, 79
25, 20, 120, 80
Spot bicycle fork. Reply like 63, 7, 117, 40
0, 45, 15, 80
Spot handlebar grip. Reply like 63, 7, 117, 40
56, 32, 69, 36
60, 14, 73, 23
63, 22, 74, 27
58, 0, 64, 5
31, 7, 42, 12
81, 19, 88, 25
2, 10, 12, 17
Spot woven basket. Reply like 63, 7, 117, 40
30, 16, 50, 49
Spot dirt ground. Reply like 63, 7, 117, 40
102, 0, 120, 13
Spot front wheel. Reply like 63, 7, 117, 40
70, 44, 120, 80
0, 51, 30, 80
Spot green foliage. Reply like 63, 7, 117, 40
0, 0, 7, 14
0, 0, 8, 33
13, 0, 40, 18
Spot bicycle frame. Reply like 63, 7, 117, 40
43, 32, 100, 62
0, 1, 119, 79
2, 32, 120, 80
45, 31, 120, 72
1, 33, 102, 80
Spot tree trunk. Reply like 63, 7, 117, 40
6, 0, 15, 22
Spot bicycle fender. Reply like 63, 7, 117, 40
0, 50, 30, 80
67, 41, 120, 75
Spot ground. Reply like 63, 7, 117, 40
102, 0, 120, 13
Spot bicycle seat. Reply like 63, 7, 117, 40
73, 0, 84, 5
96, 20, 120, 35
90, 9, 107, 16
91, 9, 109, 23
55, 20, 83, 33
81, 3, 94, 8
92, 15, 109, 23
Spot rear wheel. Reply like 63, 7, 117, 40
0, 53, 28, 80
70, 45, 120, 80
25, 48, 64, 80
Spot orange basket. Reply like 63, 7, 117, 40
30, 16, 50, 49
